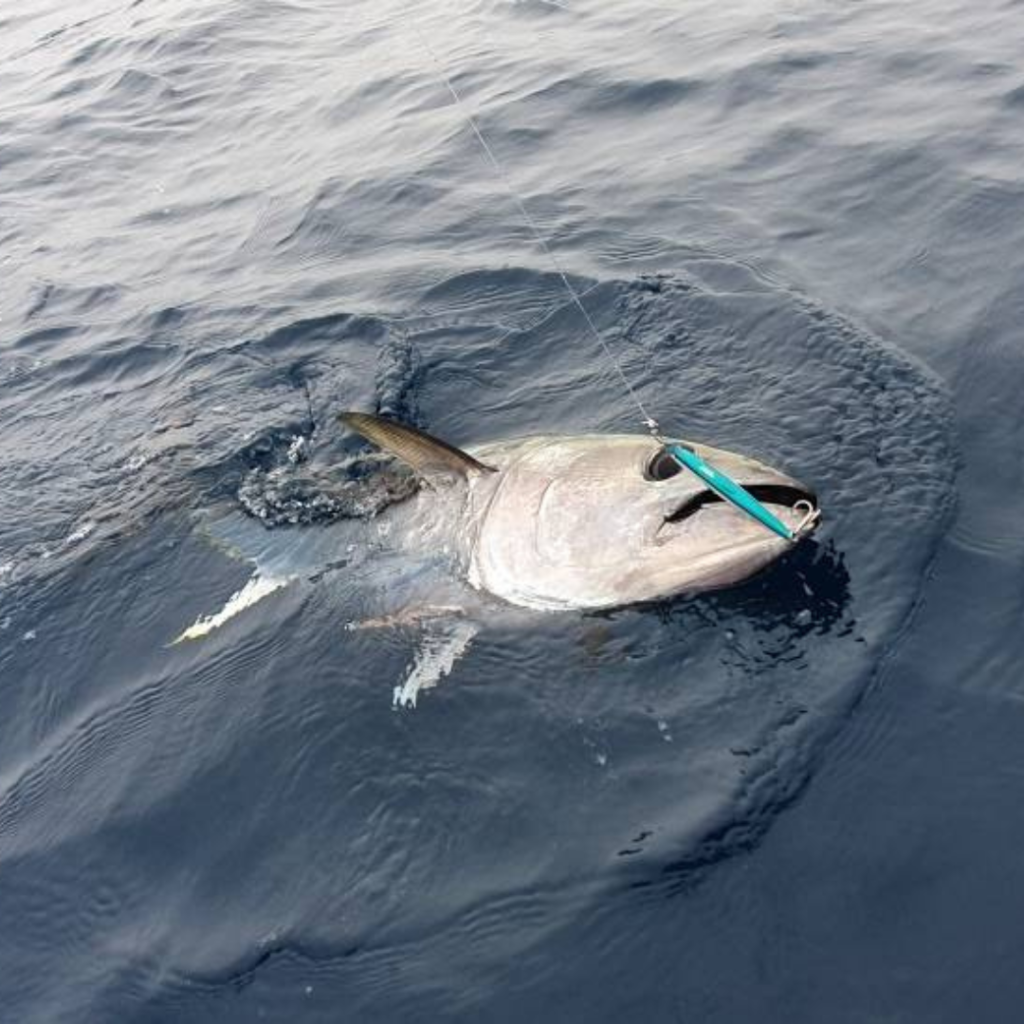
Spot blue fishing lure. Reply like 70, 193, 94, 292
665, 444, 795, 542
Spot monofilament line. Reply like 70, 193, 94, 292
411, 21, 659, 434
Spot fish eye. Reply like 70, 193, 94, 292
645, 447, 683, 481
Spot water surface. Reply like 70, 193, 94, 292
2, 1, 1023, 1021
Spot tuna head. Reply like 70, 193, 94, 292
338, 413, 819, 613
466, 434, 819, 611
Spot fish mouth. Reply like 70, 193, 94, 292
664, 483, 819, 526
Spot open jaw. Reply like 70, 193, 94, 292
663, 483, 819, 527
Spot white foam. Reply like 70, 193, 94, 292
65, 520, 96, 546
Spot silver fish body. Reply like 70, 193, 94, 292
385, 431, 818, 612
175, 419, 819, 705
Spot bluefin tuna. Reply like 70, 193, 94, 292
338, 412, 819, 612
175, 412, 820, 705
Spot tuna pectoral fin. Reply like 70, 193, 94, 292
347, 604, 467, 631
338, 411, 495, 478
393, 618, 479, 709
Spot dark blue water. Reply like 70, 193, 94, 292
2, 1, 1023, 1020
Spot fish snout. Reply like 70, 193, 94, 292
662, 464, 820, 541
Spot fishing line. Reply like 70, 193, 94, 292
410, 13, 820, 541
411, 19, 660, 434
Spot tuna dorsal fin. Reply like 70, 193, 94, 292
338, 412, 496, 477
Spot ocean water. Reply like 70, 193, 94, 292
1, 0, 1023, 1021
